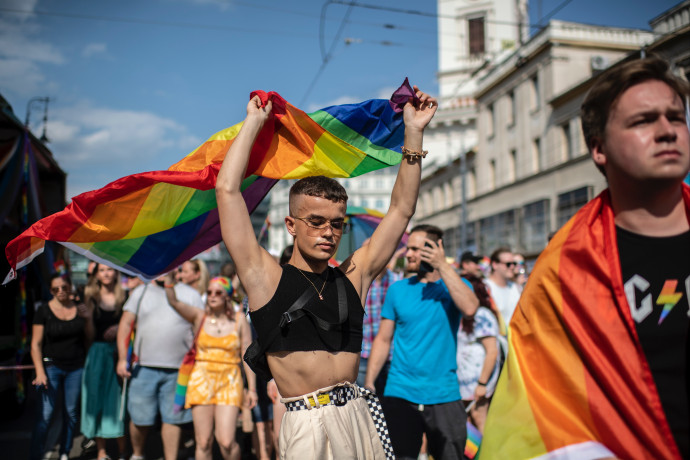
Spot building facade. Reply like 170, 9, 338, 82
418, 10, 656, 259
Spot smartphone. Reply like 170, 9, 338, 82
419, 241, 434, 274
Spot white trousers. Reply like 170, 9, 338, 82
279, 383, 388, 460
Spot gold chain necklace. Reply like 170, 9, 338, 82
296, 268, 328, 300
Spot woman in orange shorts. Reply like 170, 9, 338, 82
165, 273, 257, 460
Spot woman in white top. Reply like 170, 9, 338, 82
456, 275, 502, 433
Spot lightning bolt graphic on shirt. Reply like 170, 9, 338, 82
656, 280, 683, 325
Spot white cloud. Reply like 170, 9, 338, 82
0, 57, 49, 96
306, 86, 401, 112
2, 0, 39, 21
376, 86, 398, 100
0, 6, 65, 97
0, 17, 64, 64
45, 103, 202, 198
307, 95, 360, 112
82, 43, 107, 58
170, 0, 235, 11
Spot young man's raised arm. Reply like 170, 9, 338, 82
352, 87, 437, 293
216, 96, 280, 308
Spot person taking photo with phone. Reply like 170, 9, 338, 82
365, 224, 478, 460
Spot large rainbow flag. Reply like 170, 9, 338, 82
4, 80, 419, 283
479, 186, 689, 459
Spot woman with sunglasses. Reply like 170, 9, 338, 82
30, 274, 94, 460
80, 264, 128, 460
164, 272, 257, 460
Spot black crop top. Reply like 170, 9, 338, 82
250, 265, 363, 353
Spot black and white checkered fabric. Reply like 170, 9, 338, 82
360, 386, 395, 460
284, 385, 395, 459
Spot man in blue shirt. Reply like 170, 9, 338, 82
365, 224, 478, 460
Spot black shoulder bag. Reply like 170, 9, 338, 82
244, 275, 347, 382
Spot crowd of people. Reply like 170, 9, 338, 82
27, 55, 689, 460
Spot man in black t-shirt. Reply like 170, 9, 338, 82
480, 56, 690, 459
583, 57, 690, 458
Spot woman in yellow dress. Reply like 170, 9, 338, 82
164, 273, 257, 460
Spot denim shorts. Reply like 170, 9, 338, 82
127, 365, 192, 426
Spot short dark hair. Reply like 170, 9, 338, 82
289, 176, 348, 214
581, 55, 690, 175
220, 261, 236, 279
409, 224, 443, 242
50, 272, 72, 287
490, 247, 512, 264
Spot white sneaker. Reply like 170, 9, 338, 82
60, 454, 69, 460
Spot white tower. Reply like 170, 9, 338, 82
437, 0, 528, 107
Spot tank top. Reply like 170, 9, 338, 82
91, 300, 121, 342
196, 318, 241, 365
250, 264, 363, 353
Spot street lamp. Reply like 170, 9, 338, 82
25, 97, 50, 143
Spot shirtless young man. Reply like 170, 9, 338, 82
216, 87, 437, 458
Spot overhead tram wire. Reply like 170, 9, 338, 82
300, 1, 356, 107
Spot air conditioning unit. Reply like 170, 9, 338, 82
590, 55, 609, 71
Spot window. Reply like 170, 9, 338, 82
509, 149, 517, 182
557, 187, 591, 228
360, 178, 368, 189
532, 138, 542, 172
375, 199, 384, 210
489, 159, 497, 189
530, 74, 540, 111
507, 90, 516, 126
479, 210, 517, 254
561, 122, 573, 160
433, 186, 444, 211
521, 199, 550, 252
465, 221, 476, 253
443, 226, 460, 258
444, 182, 454, 207
361, 198, 369, 208
487, 103, 495, 137
469, 17, 485, 55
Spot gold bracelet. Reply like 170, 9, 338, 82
401, 146, 428, 160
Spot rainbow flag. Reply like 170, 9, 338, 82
4, 80, 418, 282
173, 353, 196, 413
465, 420, 482, 459
124, 323, 137, 371
479, 186, 689, 460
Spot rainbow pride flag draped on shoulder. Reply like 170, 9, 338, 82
479, 185, 689, 460
4, 80, 418, 282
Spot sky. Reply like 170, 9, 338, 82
0, 0, 682, 199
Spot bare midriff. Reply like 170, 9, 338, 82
268, 350, 360, 398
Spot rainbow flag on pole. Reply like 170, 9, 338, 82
4, 80, 418, 282
465, 420, 482, 459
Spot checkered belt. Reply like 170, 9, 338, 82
284, 385, 395, 459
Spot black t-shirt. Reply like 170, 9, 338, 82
617, 226, 689, 457
33, 303, 87, 370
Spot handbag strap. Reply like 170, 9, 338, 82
191, 314, 205, 347
278, 275, 347, 330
